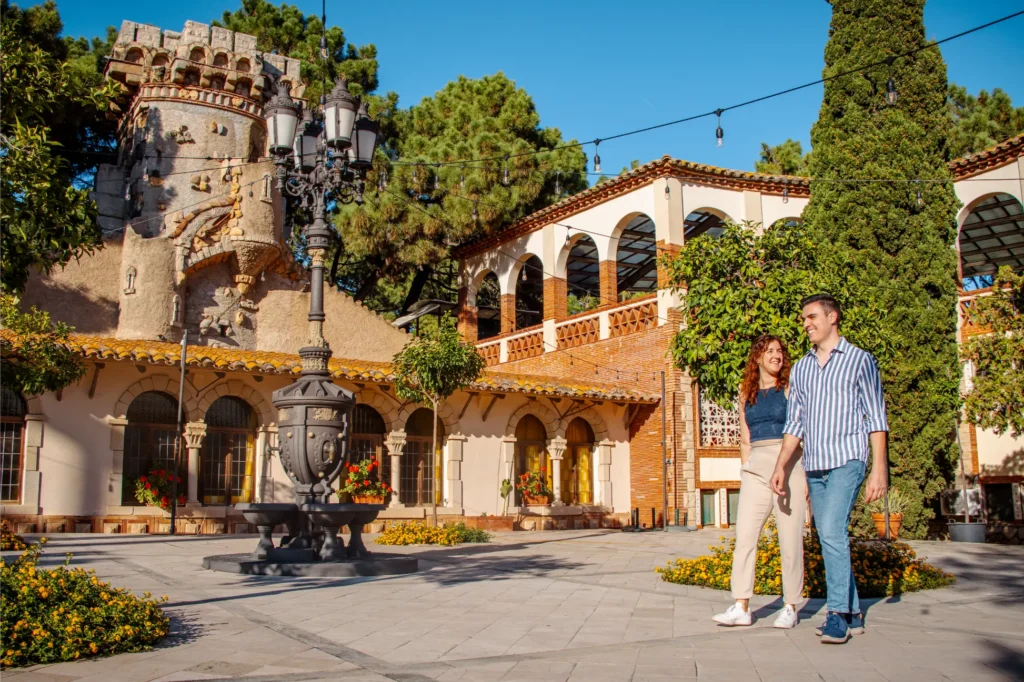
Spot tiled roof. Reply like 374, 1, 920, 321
455, 135, 1024, 259
947, 134, 1024, 179
1, 330, 656, 403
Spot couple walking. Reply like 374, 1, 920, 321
711, 293, 889, 644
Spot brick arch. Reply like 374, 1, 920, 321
196, 380, 273, 425
355, 389, 399, 433
113, 375, 199, 420
605, 211, 654, 262
507, 402, 559, 440
397, 400, 460, 436
556, 407, 609, 442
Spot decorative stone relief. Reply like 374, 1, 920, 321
190, 174, 211, 192
171, 294, 182, 326
168, 125, 194, 144
124, 266, 137, 295
312, 408, 338, 421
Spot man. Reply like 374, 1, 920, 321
770, 293, 888, 644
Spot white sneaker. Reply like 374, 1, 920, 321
712, 603, 753, 627
773, 605, 799, 629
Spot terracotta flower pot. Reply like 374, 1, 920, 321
352, 494, 386, 505
523, 495, 549, 506
872, 512, 903, 539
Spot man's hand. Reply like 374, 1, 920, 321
863, 467, 888, 504
770, 465, 787, 496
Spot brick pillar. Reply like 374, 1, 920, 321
599, 260, 618, 306
500, 293, 516, 334
544, 277, 567, 321
656, 241, 681, 289
456, 286, 478, 342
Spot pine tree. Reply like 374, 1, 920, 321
802, 0, 961, 537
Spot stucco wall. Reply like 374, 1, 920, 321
257, 287, 409, 361
977, 427, 1024, 477
21, 237, 123, 336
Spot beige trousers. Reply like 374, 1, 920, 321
730, 438, 807, 605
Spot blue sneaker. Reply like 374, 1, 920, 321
816, 612, 865, 636
819, 612, 850, 644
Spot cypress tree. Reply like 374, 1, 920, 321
802, 0, 961, 537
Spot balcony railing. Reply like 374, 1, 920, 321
474, 293, 661, 366
959, 288, 994, 339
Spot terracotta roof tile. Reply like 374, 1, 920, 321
1, 330, 656, 403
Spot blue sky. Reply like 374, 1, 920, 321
58, 0, 1024, 175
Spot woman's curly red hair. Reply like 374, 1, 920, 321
740, 335, 791, 406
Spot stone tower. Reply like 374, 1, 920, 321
95, 20, 306, 347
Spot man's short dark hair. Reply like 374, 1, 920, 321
801, 293, 842, 325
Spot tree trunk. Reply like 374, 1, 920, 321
401, 266, 433, 315
431, 397, 439, 528
353, 272, 379, 302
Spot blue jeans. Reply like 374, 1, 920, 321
806, 459, 866, 615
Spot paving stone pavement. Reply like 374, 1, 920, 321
4, 529, 1024, 681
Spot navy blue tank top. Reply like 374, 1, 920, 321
745, 387, 787, 442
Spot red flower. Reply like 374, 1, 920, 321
370, 455, 376, 461
363, 480, 371, 486
160, 496, 169, 505
178, 495, 186, 505
139, 476, 148, 483
349, 465, 358, 473
144, 482, 152, 490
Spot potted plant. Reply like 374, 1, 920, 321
134, 469, 186, 511
339, 457, 392, 504
864, 487, 908, 539
516, 469, 551, 506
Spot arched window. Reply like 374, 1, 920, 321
563, 418, 595, 505
402, 408, 443, 506
616, 215, 657, 300
182, 68, 201, 87
201, 396, 256, 504
477, 272, 501, 340
189, 47, 206, 64
209, 75, 226, 91
236, 58, 251, 74
125, 48, 144, 65
566, 236, 600, 314
213, 53, 229, 68
514, 415, 548, 506
960, 193, 1024, 289
234, 78, 252, 98
351, 404, 387, 484
1, 387, 27, 503
123, 391, 184, 505
684, 209, 727, 240
515, 255, 544, 329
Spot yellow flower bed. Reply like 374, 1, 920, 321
374, 521, 491, 547
657, 521, 955, 598
1, 543, 170, 668
1, 523, 27, 551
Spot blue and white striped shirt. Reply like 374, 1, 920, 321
783, 337, 889, 471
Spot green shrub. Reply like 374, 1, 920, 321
656, 521, 955, 598
1, 523, 28, 551
1, 543, 170, 668
375, 521, 491, 547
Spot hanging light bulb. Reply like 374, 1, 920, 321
886, 78, 898, 106
377, 168, 388, 192
412, 164, 419, 184
916, 181, 924, 207
565, 232, 571, 245
503, 156, 510, 186
714, 109, 724, 148
471, 200, 478, 222
664, 185, 670, 200
260, 268, 266, 282
593, 139, 602, 173
521, 267, 527, 283
782, 187, 789, 204
460, 166, 466, 191
555, 171, 561, 196
434, 165, 441, 191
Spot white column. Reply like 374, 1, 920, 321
548, 437, 567, 506
384, 430, 407, 508
183, 422, 207, 505
542, 318, 556, 354
597, 440, 613, 508
446, 434, 466, 510
107, 417, 129, 508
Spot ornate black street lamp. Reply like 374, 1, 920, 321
232, 77, 388, 565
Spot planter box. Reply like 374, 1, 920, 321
464, 516, 514, 532
949, 521, 987, 543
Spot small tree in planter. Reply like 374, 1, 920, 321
392, 313, 485, 526
517, 469, 552, 505
339, 457, 392, 503
134, 469, 186, 511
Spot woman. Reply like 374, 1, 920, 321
712, 335, 807, 629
